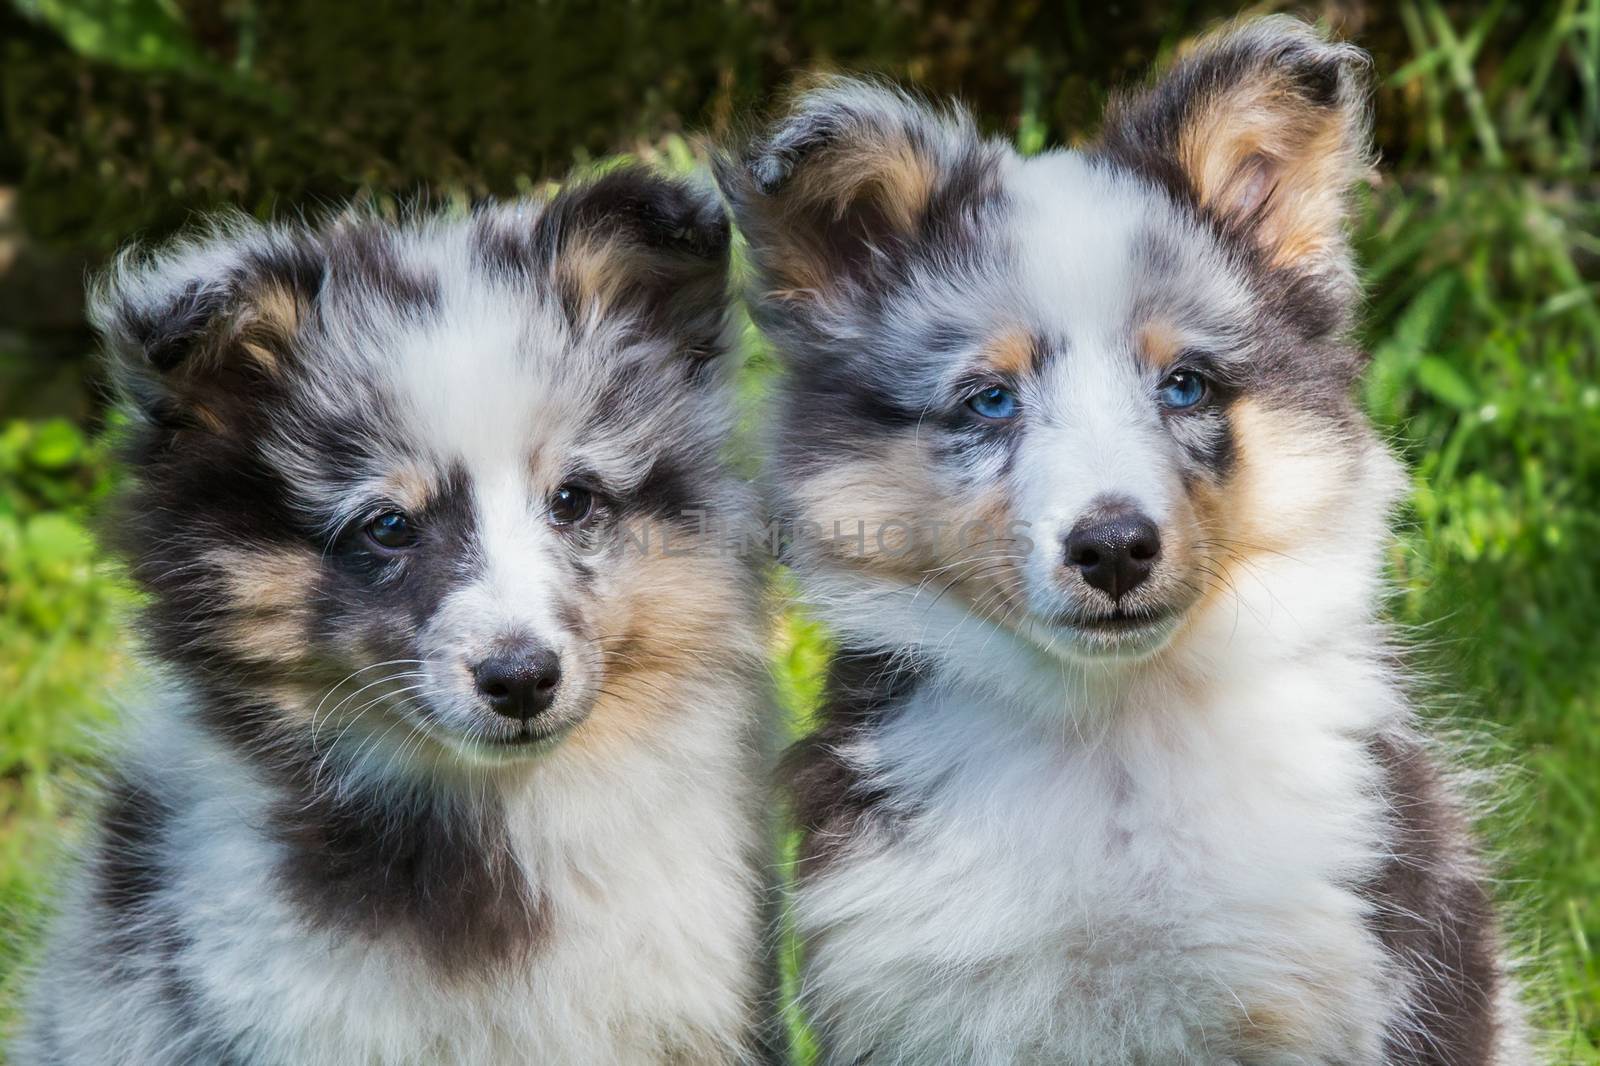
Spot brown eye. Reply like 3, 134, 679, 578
365, 511, 417, 549
547, 485, 594, 526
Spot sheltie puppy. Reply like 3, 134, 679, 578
722, 17, 1530, 1065
18, 170, 780, 1064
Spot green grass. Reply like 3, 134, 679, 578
1, 1, 1598, 1059
0, 418, 128, 1034
1352, 4, 1600, 1057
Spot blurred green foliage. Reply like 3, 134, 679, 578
0, 0, 1596, 1060
1345, 7, 1600, 1053
3, 0, 1572, 251
0, 416, 128, 1035
16, 0, 227, 74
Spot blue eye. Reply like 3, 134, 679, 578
1157, 370, 1208, 410
365, 511, 416, 549
967, 386, 1019, 420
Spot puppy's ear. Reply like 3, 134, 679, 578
534, 167, 732, 361
1095, 17, 1373, 291
92, 219, 323, 434
718, 77, 1002, 306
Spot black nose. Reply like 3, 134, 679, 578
473, 645, 562, 721
1064, 508, 1162, 600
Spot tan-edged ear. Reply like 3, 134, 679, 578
514, 166, 731, 361
91, 218, 322, 432
717, 76, 1002, 302
1096, 16, 1373, 285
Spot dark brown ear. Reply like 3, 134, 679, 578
531, 166, 732, 360
91, 219, 323, 433
1095, 16, 1373, 289
717, 77, 1003, 305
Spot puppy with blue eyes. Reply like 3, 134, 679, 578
723, 18, 1531, 1065
16, 171, 781, 1064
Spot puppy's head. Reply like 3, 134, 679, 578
724, 18, 1400, 669
98, 169, 751, 765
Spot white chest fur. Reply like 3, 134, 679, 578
211, 755, 755, 1064
797, 657, 1405, 1065
42, 701, 766, 1066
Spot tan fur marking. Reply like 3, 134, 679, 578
558, 235, 631, 319
208, 545, 319, 666
574, 540, 759, 756
1178, 79, 1281, 212
1183, 399, 1356, 623
791, 439, 1030, 625
1227, 991, 1328, 1057
233, 283, 305, 374
759, 133, 938, 295
983, 329, 1036, 377
825, 141, 936, 234
955, 489, 1031, 624
189, 403, 227, 435
1175, 64, 1367, 272
1228, 399, 1355, 552
764, 250, 828, 300
252, 283, 302, 338
1136, 320, 1185, 371
790, 437, 950, 580
382, 465, 437, 515
1257, 118, 1356, 269
238, 340, 279, 374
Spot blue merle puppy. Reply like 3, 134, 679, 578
722, 17, 1532, 1066
17, 170, 781, 1065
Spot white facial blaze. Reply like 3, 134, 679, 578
1006, 151, 1189, 609
479, 469, 568, 648
1015, 353, 1179, 607
412, 467, 583, 742
369, 244, 599, 737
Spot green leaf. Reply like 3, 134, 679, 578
21, 513, 94, 568
0, 422, 30, 469
1392, 274, 1458, 353
16, 0, 213, 74
1414, 355, 1479, 410
26, 419, 83, 472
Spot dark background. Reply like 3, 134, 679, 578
0, 1, 1559, 417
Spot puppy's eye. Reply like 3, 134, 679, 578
1157, 370, 1208, 410
365, 511, 417, 549
967, 385, 1019, 421
548, 485, 595, 526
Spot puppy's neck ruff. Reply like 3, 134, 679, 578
727, 19, 1526, 1061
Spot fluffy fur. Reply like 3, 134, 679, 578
17, 170, 782, 1064
724, 18, 1531, 1065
